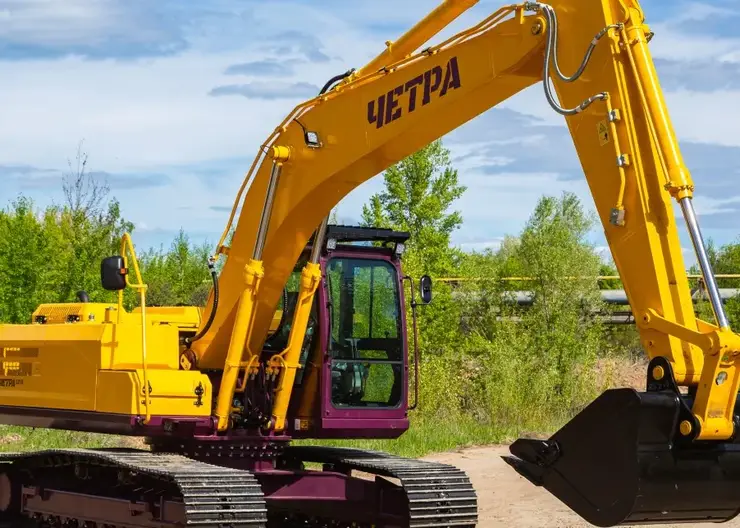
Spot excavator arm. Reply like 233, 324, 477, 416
186, 0, 740, 524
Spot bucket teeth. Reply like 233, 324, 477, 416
500, 453, 544, 486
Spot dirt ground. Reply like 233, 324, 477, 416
423, 445, 740, 528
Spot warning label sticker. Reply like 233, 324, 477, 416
597, 120, 609, 146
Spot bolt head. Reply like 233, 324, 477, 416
531, 22, 543, 35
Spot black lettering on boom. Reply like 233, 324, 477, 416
405, 75, 423, 113
366, 56, 462, 130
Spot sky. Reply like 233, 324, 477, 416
0, 0, 739, 270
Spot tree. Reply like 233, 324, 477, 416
139, 230, 213, 307
361, 140, 466, 277
359, 139, 468, 375
0, 198, 60, 322
516, 192, 604, 401
62, 140, 110, 221
692, 237, 740, 328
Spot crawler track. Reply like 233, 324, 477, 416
283, 446, 478, 527
0, 448, 267, 527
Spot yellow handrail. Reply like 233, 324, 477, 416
119, 233, 151, 425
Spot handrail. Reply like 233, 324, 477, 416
119, 233, 151, 425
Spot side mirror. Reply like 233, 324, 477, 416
101, 256, 127, 291
419, 275, 433, 304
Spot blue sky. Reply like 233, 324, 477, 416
0, 0, 739, 269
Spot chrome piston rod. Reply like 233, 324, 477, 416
680, 196, 730, 330
253, 160, 284, 261
310, 217, 330, 264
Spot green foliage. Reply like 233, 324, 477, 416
598, 262, 622, 289
0, 148, 212, 324
0, 196, 132, 322
359, 138, 612, 439
691, 237, 740, 328
361, 140, 467, 361
513, 193, 604, 403
361, 139, 466, 277
454, 193, 606, 429
138, 230, 213, 307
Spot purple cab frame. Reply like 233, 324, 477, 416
290, 246, 411, 439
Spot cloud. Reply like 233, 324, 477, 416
209, 205, 232, 213
681, 142, 740, 199
696, 207, 740, 230
91, 171, 171, 190
0, 165, 169, 193
661, 2, 740, 39
0, 164, 52, 175
224, 59, 302, 77
261, 31, 331, 63
444, 102, 740, 201
209, 81, 320, 100
0, 0, 189, 60
694, 195, 740, 216
0, 163, 60, 189
654, 58, 740, 92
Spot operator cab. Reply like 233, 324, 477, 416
265, 224, 428, 439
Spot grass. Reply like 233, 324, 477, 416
298, 415, 513, 458
0, 425, 140, 453
0, 413, 528, 459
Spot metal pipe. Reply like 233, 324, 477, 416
309, 217, 329, 264
253, 160, 284, 260
680, 197, 730, 330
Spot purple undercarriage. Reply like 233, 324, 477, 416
1, 406, 413, 524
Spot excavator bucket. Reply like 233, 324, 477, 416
503, 387, 740, 527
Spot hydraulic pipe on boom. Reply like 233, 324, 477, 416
352, 0, 480, 80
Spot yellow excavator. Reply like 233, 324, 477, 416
0, 0, 735, 526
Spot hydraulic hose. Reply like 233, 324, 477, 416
270, 286, 290, 341
525, 2, 618, 116
191, 70, 350, 349
319, 69, 356, 95
185, 257, 218, 346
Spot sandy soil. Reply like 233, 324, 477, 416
422, 445, 740, 528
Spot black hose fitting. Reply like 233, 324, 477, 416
185, 257, 219, 346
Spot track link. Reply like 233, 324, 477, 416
283, 446, 478, 527
0, 448, 267, 527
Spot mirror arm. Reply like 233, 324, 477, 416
403, 275, 421, 412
